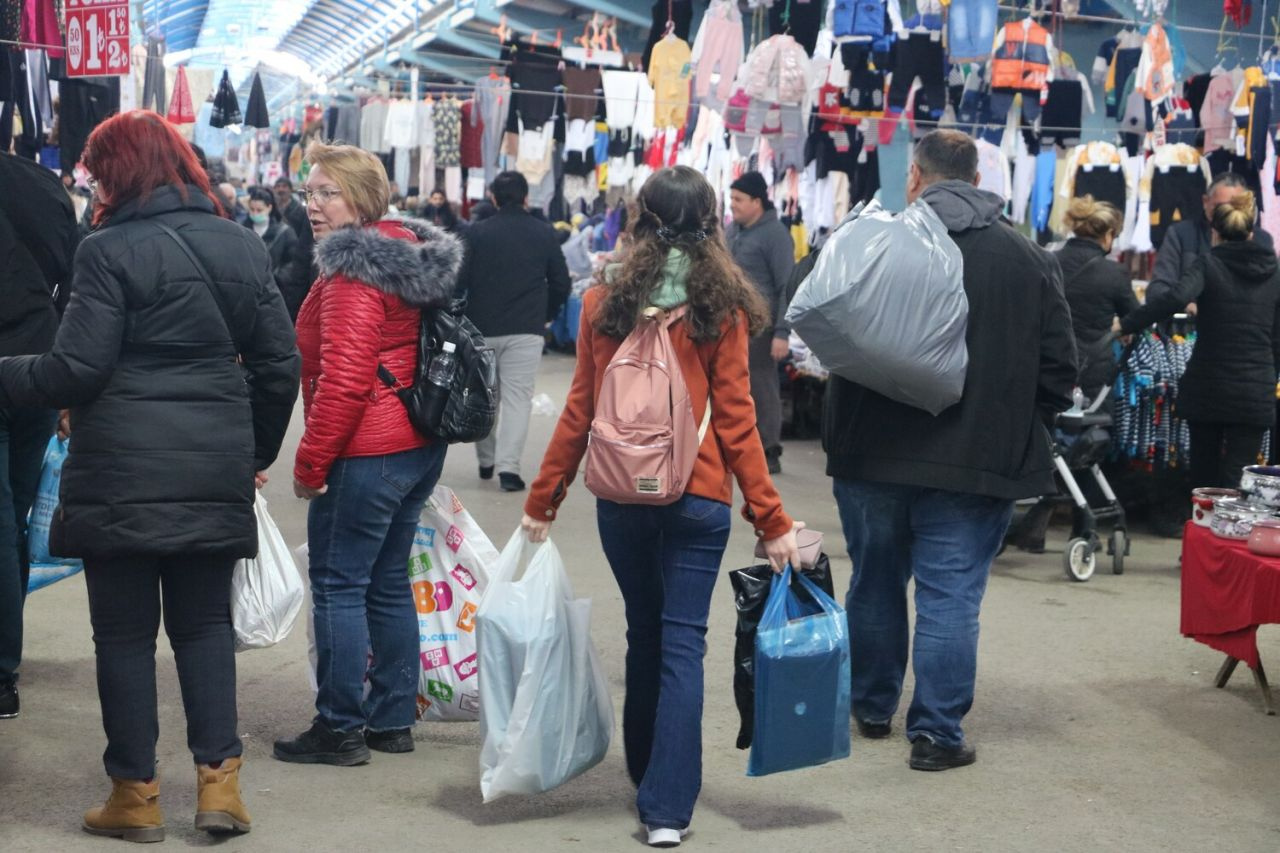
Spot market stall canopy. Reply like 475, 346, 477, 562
141, 0, 658, 108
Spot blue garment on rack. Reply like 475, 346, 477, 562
1031, 149, 1057, 232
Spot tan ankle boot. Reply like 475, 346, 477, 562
82, 777, 165, 843
195, 756, 251, 834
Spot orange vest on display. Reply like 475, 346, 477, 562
991, 20, 1051, 91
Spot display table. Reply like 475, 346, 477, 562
1181, 522, 1280, 714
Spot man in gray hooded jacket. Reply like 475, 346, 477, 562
824, 130, 1077, 771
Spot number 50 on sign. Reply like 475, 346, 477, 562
65, 0, 131, 78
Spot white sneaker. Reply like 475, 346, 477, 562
646, 826, 690, 848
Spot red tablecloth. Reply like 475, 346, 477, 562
1182, 522, 1280, 668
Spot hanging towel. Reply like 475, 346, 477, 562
210, 70, 242, 128
245, 72, 270, 128
167, 66, 195, 124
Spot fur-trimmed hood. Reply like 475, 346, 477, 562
314, 217, 462, 308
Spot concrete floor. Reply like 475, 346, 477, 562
3, 351, 1280, 852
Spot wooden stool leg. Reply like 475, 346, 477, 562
1216, 656, 1240, 688
1253, 660, 1276, 716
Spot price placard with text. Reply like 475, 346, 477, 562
65, 0, 131, 78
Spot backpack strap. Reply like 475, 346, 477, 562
646, 304, 713, 446
153, 222, 242, 352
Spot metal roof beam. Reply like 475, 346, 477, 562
473, 0, 572, 36
559, 0, 648, 29
432, 28, 503, 58
397, 48, 484, 83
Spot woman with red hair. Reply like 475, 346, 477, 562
0, 111, 300, 841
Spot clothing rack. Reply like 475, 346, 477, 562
994, 3, 1277, 44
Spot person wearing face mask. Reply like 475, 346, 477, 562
274, 144, 463, 766
245, 187, 307, 321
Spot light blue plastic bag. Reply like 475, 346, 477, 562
747, 565, 851, 777
27, 435, 82, 593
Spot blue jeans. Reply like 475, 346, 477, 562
0, 407, 56, 688
832, 479, 1013, 748
308, 443, 446, 733
597, 494, 731, 831
948, 0, 998, 63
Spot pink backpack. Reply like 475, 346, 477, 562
584, 306, 712, 505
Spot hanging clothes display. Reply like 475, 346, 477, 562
244, 73, 270, 128
474, 74, 511, 184
642, 0, 694, 72
210, 70, 243, 129
167, 66, 195, 125
692, 0, 744, 102
1142, 143, 1212, 248
649, 33, 693, 130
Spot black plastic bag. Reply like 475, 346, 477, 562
729, 554, 835, 749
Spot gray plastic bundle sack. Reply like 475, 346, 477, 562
785, 199, 968, 415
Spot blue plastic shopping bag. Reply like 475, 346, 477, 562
27, 435, 82, 593
747, 565, 851, 776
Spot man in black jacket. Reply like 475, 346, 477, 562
824, 131, 1076, 770
0, 151, 79, 719
1149, 172, 1273, 305
274, 177, 315, 292
457, 171, 571, 492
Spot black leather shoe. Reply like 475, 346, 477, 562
273, 721, 370, 766
765, 449, 782, 475
0, 683, 18, 719
479, 466, 494, 481
365, 728, 414, 754
854, 718, 891, 739
499, 473, 526, 492
909, 738, 976, 771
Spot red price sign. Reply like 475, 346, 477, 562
65, 0, 131, 78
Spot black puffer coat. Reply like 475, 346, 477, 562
1054, 237, 1138, 395
1122, 239, 1280, 426
0, 152, 78, 356
0, 185, 300, 559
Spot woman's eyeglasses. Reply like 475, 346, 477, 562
303, 187, 342, 205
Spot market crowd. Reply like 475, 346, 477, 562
2, 111, 1277, 851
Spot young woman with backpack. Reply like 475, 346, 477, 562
521, 166, 801, 849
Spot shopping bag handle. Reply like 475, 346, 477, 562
760, 563, 843, 631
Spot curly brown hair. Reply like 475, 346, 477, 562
593, 166, 768, 342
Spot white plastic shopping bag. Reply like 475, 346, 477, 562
477, 530, 614, 802
232, 493, 304, 652
410, 485, 498, 721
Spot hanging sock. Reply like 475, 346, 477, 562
210, 70, 242, 128
167, 67, 195, 124
244, 73, 270, 128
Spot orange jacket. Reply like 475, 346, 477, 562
991, 20, 1052, 92
526, 286, 793, 540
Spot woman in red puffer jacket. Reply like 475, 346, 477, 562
274, 144, 462, 766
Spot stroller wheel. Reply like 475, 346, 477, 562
1109, 529, 1127, 575
1063, 538, 1096, 582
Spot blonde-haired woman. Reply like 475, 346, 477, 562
274, 143, 464, 764
1121, 191, 1280, 489
1056, 195, 1138, 401
1007, 195, 1139, 553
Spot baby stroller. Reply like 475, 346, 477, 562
1053, 396, 1129, 582
1005, 336, 1129, 581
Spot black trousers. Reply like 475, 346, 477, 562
83, 555, 241, 780
1188, 422, 1266, 491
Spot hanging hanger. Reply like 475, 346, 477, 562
663, 0, 675, 39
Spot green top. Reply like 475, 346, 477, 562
605, 248, 690, 310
